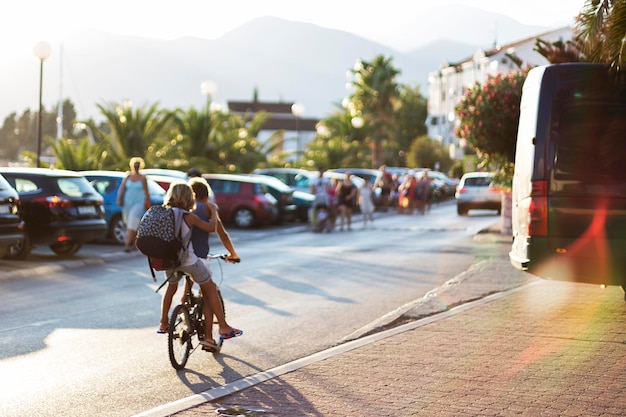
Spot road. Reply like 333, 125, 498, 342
0, 203, 501, 417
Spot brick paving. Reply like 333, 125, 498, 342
170, 279, 626, 417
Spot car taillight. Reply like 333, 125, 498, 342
457, 188, 467, 194
33, 196, 74, 208
528, 180, 548, 236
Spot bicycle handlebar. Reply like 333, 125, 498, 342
208, 253, 240, 263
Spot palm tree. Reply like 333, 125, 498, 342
48, 137, 109, 170
172, 106, 212, 162
575, 0, 626, 79
348, 55, 400, 168
96, 101, 172, 168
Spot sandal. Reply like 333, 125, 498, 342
157, 324, 168, 334
199, 339, 219, 352
219, 328, 243, 340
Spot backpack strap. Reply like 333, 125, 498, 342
172, 207, 192, 248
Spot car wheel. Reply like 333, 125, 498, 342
50, 241, 82, 256
4, 235, 32, 260
110, 214, 127, 245
457, 205, 468, 216
233, 208, 255, 229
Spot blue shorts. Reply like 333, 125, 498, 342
166, 258, 213, 285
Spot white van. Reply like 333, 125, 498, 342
509, 63, 626, 297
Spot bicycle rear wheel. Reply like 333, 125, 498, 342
168, 304, 192, 370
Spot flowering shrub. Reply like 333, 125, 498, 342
455, 72, 526, 163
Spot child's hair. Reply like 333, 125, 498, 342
188, 177, 210, 200
164, 182, 195, 210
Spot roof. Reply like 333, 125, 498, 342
0, 167, 84, 177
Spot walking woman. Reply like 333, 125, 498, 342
117, 157, 150, 252
336, 172, 357, 231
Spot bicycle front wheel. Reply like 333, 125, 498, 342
168, 304, 192, 370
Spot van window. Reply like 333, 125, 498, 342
554, 104, 626, 183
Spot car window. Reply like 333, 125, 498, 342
91, 179, 116, 195
293, 173, 310, 189
57, 178, 96, 197
14, 178, 40, 193
0, 175, 14, 192
464, 177, 492, 187
209, 179, 241, 194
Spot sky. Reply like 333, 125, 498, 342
5, 0, 586, 59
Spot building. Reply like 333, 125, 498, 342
426, 26, 573, 159
227, 100, 319, 161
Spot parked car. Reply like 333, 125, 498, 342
202, 173, 279, 228
0, 168, 108, 257
145, 173, 215, 202
0, 174, 26, 259
252, 168, 315, 194
141, 168, 187, 180
247, 174, 312, 223
455, 172, 502, 216
415, 169, 460, 198
81, 170, 167, 245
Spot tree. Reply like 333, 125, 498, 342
455, 71, 527, 184
575, 0, 626, 79
96, 101, 172, 168
534, 38, 582, 64
406, 135, 452, 172
347, 55, 400, 168
391, 84, 428, 166
455, 72, 526, 163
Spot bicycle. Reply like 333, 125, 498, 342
161, 253, 239, 370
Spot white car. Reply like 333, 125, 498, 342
455, 172, 502, 216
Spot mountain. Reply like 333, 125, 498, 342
0, 10, 555, 123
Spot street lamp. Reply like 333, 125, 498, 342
33, 41, 51, 168
200, 80, 217, 112
291, 102, 305, 159
200, 81, 216, 147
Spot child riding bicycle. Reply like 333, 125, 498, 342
157, 182, 242, 351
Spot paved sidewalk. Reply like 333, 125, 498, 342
162, 274, 626, 417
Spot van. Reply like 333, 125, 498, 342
509, 63, 626, 296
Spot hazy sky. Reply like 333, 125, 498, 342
6, 0, 586, 58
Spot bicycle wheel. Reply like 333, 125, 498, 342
168, 304, 192, 370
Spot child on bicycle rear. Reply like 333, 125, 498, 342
158, 182, 242, 351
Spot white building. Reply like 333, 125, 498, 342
426, 26, 573, 159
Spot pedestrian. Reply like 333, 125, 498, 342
375, 165, 393, 212
336, 172, 358, 231
187, 167, 202, 178
157, 182, 242, 351
117, 156, 151, 252
310, 167, 331, 227
358, 176, 375, 226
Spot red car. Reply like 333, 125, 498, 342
202, 173, 278, 228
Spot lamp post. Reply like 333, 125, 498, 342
291, 102, 305, 160
33, 41, 51, 168
200, 81, 217, 113
200, 81, 216, 144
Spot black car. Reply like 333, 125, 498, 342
0, 168, 108, 258
0, 174, 26, 258
246, 174, 300, 223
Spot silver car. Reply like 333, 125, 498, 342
455, 172, 502, 216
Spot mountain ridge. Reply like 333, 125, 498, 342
1, 9, 557, 122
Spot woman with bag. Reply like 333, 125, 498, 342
116, 157, 151, 252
